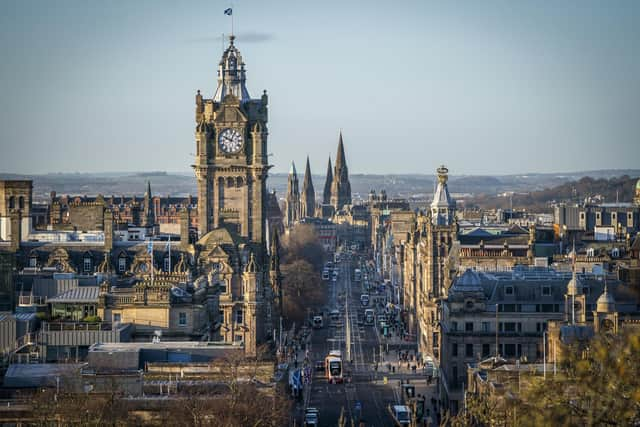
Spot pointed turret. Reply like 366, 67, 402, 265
330, 131, 352, 211
300, 156, 316, 218
323, 157, 333, 205
213, 35, 250, 103
285, 161, 300, 227
430, 166, 456, 226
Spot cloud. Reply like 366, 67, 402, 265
185, 32, 275, 44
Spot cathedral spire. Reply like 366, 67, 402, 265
330, 131, 352, 211
335, 131, 346, 170
323, 157, 333, 205
301, 156, 315, 218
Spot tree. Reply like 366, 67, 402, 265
281, 224, 325, 272
282, 259, 325, 324
454, 329, 640, 427
279, 223, 328, 325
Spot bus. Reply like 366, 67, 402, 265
325, 350, 343, 383
364, 309, 375, 325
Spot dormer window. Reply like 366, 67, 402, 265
505, 286, 514, 296
118, 257, 126, 272
83, 257, 92, 272
29, 256, 37, 268
542, 285, 551, 296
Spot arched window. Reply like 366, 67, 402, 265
8, 196, 15, 209
18, 196, 24, 209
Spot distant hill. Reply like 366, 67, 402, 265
1, 169, 638, 205
465, 175, 639, 211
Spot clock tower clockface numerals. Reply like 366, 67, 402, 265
218, 128, 243, 154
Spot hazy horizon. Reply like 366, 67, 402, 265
1, 0, 639, 176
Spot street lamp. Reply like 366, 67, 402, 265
543, 331, 548, 379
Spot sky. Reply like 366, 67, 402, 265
0, 0, 639, 176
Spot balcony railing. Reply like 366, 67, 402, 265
42, 322, 114, 332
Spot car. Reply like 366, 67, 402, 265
315, 361, 325, 372
305, 408, 319, 426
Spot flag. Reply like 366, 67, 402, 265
224, 8, 232, 15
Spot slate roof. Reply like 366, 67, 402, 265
47, 286, 100, 304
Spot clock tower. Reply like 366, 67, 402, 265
193, 35, 269, 243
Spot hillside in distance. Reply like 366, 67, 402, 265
464, 175, 640, 212
1, 170, 638, 207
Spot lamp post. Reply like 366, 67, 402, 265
543, 331, 547, 379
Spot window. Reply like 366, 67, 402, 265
179, 312, 187, 326
482, 322, 490, 333
164, 257, 171, 272
8, 197, 14, 209
235, 334, 243, 342
29, 257, 37, 268
219, 281, 227, 293
235, 309, 243, 325
118, 257, 126, 272
465, 343, 474, 358
505, 286, 514, 296
504, 343, 516, 357
451, 321, 458, 332
465, 322, 474, 332
542, 286, 551, 296
501, 322, 517, 333
113, 313, 121, 323
452, 343, 458, 357
482, 343, 491, 357
18, 196, 24, 209
83, 258, 92, 272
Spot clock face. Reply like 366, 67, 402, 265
218, 128, 243, 154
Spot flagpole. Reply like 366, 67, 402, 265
168, 235, 171, 272
150, 238, 154, 286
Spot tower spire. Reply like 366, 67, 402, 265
301, 156, 315, 218
323, 157, 333, 205
331, 131, 351, 211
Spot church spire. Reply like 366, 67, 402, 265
323, 156, 333, 205
300, 156, 315, 218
